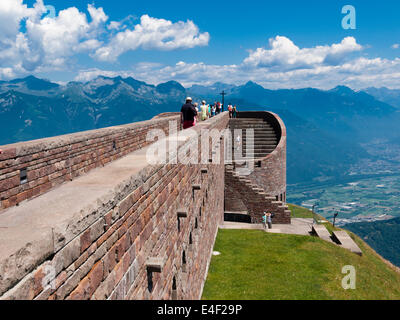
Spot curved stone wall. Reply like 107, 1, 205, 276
237, 111, 287, 203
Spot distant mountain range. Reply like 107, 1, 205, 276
0, 75, 186, 145
364, 87, 400, 109
1, 75, 400, 185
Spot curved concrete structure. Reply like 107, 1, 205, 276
239, 111, 287, 203
224, 111, 290, 224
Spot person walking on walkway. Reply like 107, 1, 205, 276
180, 97, 197, 129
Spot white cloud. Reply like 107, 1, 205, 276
244, 36, 362, 70
0, 1, 209, 79
93, 15, 210, 62
392, 44, 399, 49
74, 48, 400, 90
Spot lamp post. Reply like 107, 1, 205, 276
333, 212, 339, 228
312, 204, 317, 225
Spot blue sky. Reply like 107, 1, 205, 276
2, 0, 400, 89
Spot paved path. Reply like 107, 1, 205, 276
220, 218, 313, 236
220, 219, 363, 255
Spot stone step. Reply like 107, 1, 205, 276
238, 147, 276, 151
241, 141, 277, 145
230, 126, 274, 129
230, 119, 266, 122
312, 224, 332, 243
332, 231, 362, 256
242, 140, 277, 144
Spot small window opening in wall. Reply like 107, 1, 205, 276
199, 207, 202, 217
172, 276, 177, 300
189, 232, 193, 245
177, 217, 181, 232
20, 168, 28, 185
147, 270, 153, 292
113, 140, 116, 151
206, 190, 208, 200
182, 251, 187, 273
257, 161, 262, 168
280, 194, 283, 202
275, 195, 279, 201
195, 218, 198, 229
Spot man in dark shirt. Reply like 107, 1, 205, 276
180, 97, 197, 129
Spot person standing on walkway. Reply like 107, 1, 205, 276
266, 212, 273, 229
262, 212, 268, 229
232, 105, 238, 118
180, 97, 197, 129
216, 102, 221, 114
200, 100, 209, 121
211, 104, 216, 117
228, 104, 233, 118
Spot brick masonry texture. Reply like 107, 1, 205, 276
224, 111, 290, 223
0, 110, 288, 300
0, 115, 181, 211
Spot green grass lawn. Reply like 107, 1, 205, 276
288, 204, 315, 219
202, 228, 400, 300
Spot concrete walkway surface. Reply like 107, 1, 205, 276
220, 218, 313, 236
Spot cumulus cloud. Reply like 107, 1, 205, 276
244, 36, 362, 70
75, 49, 400, 90
93, 15, 210, 62
0, 1, 209, 79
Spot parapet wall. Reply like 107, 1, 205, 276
0, 116, 180, 211
0, 113, 228, 300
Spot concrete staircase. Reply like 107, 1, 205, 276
225, 166, 291, 224
229, 118, 278, 160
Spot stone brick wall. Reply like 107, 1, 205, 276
0, 108, 290, 300
224, 111, 289, 223
224, 168, 291, 224
0, 113, 228, 300
0, 116, 180, 211
232, 111, 287, 203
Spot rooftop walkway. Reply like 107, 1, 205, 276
0, 114, 225, 296
221, 218, 313, 236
